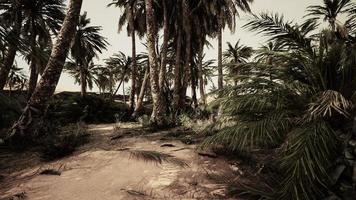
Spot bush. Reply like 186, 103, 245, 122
47, 92, 130, 124
41, 123, 90, 160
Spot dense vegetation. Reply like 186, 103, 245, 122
0, 0, 356, 199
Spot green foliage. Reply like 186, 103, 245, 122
203, 10, 356, 199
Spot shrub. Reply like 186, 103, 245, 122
41, 123, 90, 160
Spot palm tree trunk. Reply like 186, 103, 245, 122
123, 81, 126, 104
217, 13, 223, 90
0, 11, 22, 91
27, 20, 39, 98
159, 0, 169, 90
198, 38, 206, 106
8, 0, 83, 142
132, 64, 150, 117
129, 8, 137, 112
28, 59, 39, 98
80, 65, 87, 97
173, 26, 182, 114
181, 0, 191, 108
145, 0, 167, 127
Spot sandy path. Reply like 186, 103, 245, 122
0, 123, 232, 200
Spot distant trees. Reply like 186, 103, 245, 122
67, 12, 108, 97
108, 0, 146, 112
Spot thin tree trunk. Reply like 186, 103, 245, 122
218, 13, 223, 90
123, 81, 126, 104
198, 38, 206, 106
113, 67, 129, 95
8, 0, 83, 142
132, 65, 150, 117
80, 65, 87, 97
129, 8, 137, 112
0, 10, 22, 91
145, 0, 167, 127
181, 0, 191, 108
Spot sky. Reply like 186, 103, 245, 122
16, 0, 327, 93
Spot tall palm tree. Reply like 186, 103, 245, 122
0, 0, 23, 91
145, 0, 167, 126
206, 0, 254, 90
8, 0, 83, 143
21, 0, 65, 97
108, 0, 146, 111
69, 12, 108, 97
306, 0, 353, 31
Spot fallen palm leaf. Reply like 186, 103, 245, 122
129, 150, 188, 167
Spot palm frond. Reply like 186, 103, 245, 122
278, 120, 338, 200
129, 150, 188, 167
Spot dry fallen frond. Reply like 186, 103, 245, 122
129, 150, 188, 167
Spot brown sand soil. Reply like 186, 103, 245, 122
0, 123, 235, 200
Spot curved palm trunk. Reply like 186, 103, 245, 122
0, 11, 22, 91
8, 0, 83, 142
145, 0, 167, 127
198, 38, 206, 106
129, 8, 137, 112
132, 64, 150, 117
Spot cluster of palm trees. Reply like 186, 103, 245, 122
203, 0, 356, 199
105, 0, 255, 126
1, 0, 356, 198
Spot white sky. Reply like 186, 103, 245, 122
16, 0, 330, 93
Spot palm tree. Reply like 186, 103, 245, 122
65, 58, 101, 95
223, 40, 253, 83
8, 0, 83, 143
21, 0, 65, 98
203, 12, 356, 199
108, 0, 146, 111
132, 52, 149, 117
6, 64, 27, 95
306, 0, 353, 31
145, 0, 167, 126
206, 0, 254, 90
0, 0, 23, 91
69, 12, 108, 97
105, 52, 133, 99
